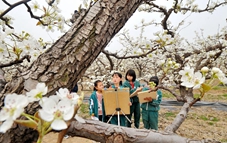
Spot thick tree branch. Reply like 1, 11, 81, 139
67, 119, 220, 143
158, 85, 186, 102
103, 52, 114, 71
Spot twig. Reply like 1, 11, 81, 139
0, 55, 31, 68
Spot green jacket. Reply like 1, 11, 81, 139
89, 91, 104, 118
123, 80, 141, 103
140, 88, 162, 112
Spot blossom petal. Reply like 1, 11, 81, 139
26, 89, 40, 102
39, 109, 54, 122
36, 83, 48, 95
51, 119, 67, 130
56, 88, 70, 99
0, 108, 10, 121
0, 118, 14, 133
12, 107, 24, 120
16, 95, 29, 108
63, 105, 74, 121
42, 98, 57, 114
49, 95, 60, 103
58, 99, 72, 111
4, 93, 18, 108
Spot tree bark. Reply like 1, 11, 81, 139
67, 119, 220, 143
165, 88, 194, 133
0, 0, 143, 142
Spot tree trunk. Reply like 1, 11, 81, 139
67, 119, 220, 143
165, 88, 194, 133
0, 0, 143, 142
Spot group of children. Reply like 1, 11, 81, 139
89, 69, 162, 130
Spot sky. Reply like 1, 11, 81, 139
0, 0, 226, 52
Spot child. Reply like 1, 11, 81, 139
89, 80, 104, 121
108, 72, 127, 126
141, 76, 162, 130
123, 69, 142, 128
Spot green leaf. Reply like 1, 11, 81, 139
34, 111, 41, 122
15, 120, 38, 130
201, 83, 212, 92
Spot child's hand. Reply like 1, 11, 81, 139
144, 97, 152, 102
149, 87, 158, 92
128, 102, 132, 106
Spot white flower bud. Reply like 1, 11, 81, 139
201, 67, 209, 73
211, 67, 220, 74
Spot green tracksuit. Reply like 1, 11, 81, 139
89, 91, 106, 121
123, 80, 141, 128
140, 88, 162, 130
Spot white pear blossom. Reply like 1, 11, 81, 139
212, 68, 227, 84
192, 72, 205, 89
181, 79, 194, 88
179, 66, 194, 82
5, 28, 14, 35
0, 94, 28, 133
46, 25, 55, 32
56, 88, 79, 105
0, 32, 6, 42
0, 43, 8, 61
26, 83, 48, 102
31, 1, 40, 12
39, 95, 60, 107
180, 67, 205, 89
39, 98, 74, 130
157, 59, 165, 66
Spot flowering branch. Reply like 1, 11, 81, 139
24, 3, 47, 26
0, 55, 31, 68
102, 46, 158, 59
0, 0, 31, 29
0, 83, 84, 143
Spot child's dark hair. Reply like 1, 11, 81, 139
93, 80, 102, 91
112, 72, 123, 86
125, 69, 136, 82
149, 76, 159, 87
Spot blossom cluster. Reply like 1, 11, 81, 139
0, 83, 81, 133
179, 66, 227, 89
30, 0, 66, 33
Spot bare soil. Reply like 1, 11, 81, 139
43, 87, 227, 143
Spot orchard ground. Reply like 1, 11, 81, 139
43, 86, 227, 143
